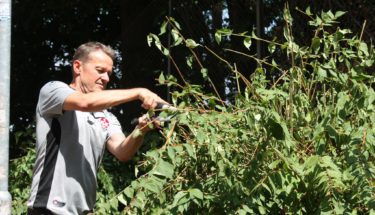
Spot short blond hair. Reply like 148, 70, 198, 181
73, 42, 115, 63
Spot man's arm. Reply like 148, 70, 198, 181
106, 116, 155, 161
63, 88, 165, 112
106, 132, 143, 162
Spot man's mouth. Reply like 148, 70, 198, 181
97, 83, 105, 89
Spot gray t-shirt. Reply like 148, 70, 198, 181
28, 81, 123, 214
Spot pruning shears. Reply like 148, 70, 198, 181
130, 103, 178, 126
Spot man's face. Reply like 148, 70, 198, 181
75, 50, 113, 93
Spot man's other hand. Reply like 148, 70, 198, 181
136, 114, 161, 134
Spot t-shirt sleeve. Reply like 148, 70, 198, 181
37, 81, 75, 117
105, 111, 123, 140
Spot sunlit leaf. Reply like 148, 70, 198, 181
189, 188, 203, 200
185, 39, 199, 48
153, 160, 174, 179
158, 73, 165, 84
243, 36, 252, 50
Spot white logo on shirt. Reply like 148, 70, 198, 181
52, 198, 66, 207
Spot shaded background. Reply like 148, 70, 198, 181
10, 0, 375, 158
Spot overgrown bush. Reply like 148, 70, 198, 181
101, 8, 375, 215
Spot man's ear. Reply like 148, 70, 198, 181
72, 60, 82, 75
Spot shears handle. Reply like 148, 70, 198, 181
130, 103, 176, 126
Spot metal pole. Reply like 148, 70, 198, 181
0, 0, 12, 214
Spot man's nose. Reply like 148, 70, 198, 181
101, 72, 110, 83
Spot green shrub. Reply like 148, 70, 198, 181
9, 125, 36, 215
103, 8, 375, 215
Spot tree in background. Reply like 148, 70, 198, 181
11, 0, 375, 143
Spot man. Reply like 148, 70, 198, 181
27, 42, 166, 214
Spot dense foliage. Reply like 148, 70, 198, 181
10, 8, 375, 214
101, 8, 375, 214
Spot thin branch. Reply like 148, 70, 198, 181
224, 48, 284, 73
205, 46, 253, 91
360, 20, 367, 41
166, 17, 225, 105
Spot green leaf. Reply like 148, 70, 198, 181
268, 160, 281, 170
258, 205, 267, 215
124, 187, 134, 198
243, 36, 252, 50
283, 6, 293, 24
268, 42, 276, 54
196, 129, 206, 144
117, 194, 127, 205
133, 191, 146, 209
169, 17, 181, 30
305, 6, 312, 16
317, 67, 327, 81
311, 37, 321, 53
147, 33, 154, 47
327, 10, 335, 19
359, 42, 369, 56
153, 159, 174, 179
304, 156, 319, 171
334, 11, 346, 19
159, 21, 168, 35
171, 29, 183, 46
158, 73, 165, 84
336, 92, 349, 113
186, 56, 193, 69
215, 31, 221, 44
242, 205, 253, 213
185, 39, 199, 48
189, 188, 203, 200
200, 68, 208, 79
217, 28, 233, 36
143, 178, 162, 194
369, 209, 375, 215
162, 47, 170, 56
172, 191, 188, 206
167, 147, 176, 161
326, 125, 338, 142
152, 35, 162, 51
238, 210, 247, 215
184, 144, 196, 160
257, 88, 288, 100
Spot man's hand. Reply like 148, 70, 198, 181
137, 88, 168, 109
136, 114, 161, 135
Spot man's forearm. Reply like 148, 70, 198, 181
64, 88, 150, 112
115, 131, 145, 162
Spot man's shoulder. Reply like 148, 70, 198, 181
41, 81, 69, 89
37, 81, 75, 116
38, 81, 75, 101
40, 81, 73, 94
